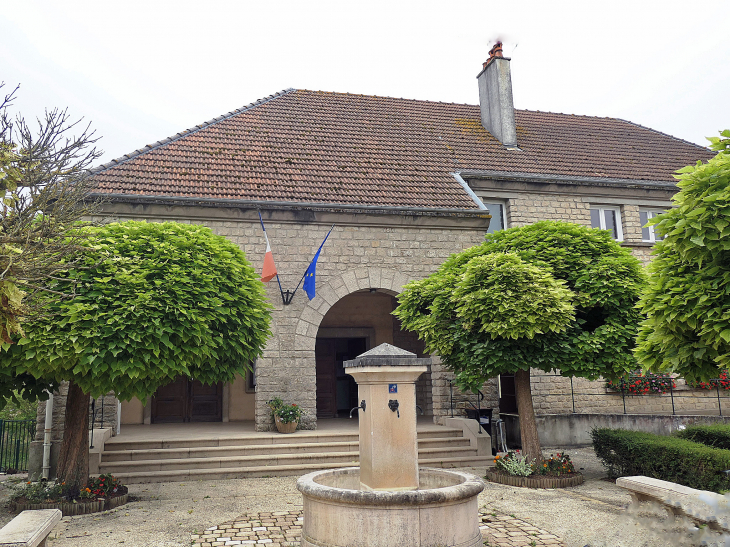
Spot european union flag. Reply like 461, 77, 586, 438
302, 226, 334, 300
303, 247, 322, 300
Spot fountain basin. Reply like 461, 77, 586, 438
296, 467, 485, 547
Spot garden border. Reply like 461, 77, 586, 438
485, 470, 583, 489
11, 493, 129, 516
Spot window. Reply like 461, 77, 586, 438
590, 206, 623, 241
482, 201, 507, 234
640, 209, 665, 242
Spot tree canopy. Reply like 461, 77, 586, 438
636, 130, 730, 382
1, 220, 272, 400
394, 220, 646, 392
0, 84, 101, 410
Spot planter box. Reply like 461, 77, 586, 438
485, 470, 583, 489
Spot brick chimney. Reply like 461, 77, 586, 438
477, 42, 517, 147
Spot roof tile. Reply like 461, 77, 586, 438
90, 90, 713, 209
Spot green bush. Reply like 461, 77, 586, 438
675, 424, 730, 451
591, 427, 730, 492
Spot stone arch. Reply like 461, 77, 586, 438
294, 266, 412, 352
281, 267, 416, 429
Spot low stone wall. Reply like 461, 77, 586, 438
533, 413, 730, 447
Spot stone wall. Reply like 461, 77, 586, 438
529, 371, 730, 416
475, 187, 672, 265
34, 383, 118, 442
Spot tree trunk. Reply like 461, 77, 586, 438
514, 368, 542, 463
56, 381, 89, 498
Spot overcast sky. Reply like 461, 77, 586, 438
2, 1, 728, 166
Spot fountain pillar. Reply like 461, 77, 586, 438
296, 343, 485, 547
344, 343, 427, 491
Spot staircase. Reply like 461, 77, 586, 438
100, 425, 491, 484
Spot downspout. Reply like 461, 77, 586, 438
451, 173, 488, 210
42, 393, 53, 480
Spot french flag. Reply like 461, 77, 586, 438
259, 213, 278, 283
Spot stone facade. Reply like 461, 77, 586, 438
99, 201, 491, 432
36, 175, 720, 451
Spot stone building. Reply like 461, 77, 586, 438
31, 45, 714, 464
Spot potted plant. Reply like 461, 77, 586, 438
268, 397, 303, 433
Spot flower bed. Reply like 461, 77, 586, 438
488, 451, 583, 488
485, 469, 584, 489
9, 474, 129, 516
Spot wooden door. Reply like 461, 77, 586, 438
316, 338, 337, 418
151, 377, 223, 423
151, 376, 188, 423
189, 380, 222, 422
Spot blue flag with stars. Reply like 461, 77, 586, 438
303, 226, 334, 300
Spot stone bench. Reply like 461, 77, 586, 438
0, 509, 62, 547
616, 476, 730, 533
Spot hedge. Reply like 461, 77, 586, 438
591, 428, 730, 492
675, 424, 730, 451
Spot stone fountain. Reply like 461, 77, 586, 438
296, 343, 485, 547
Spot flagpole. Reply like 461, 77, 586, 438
258, 211, 287, 305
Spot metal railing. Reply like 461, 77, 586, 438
531, 373, 730, 417
0, 419, 35, 473
89, 396, 105, 448
447, 373, 730, 417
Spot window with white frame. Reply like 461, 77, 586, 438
590, 206, 623, 241
482, 200, 507, 234
639, 209, 665, 242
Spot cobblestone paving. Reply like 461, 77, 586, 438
480, 513, 566, 546
191, 509, 566, 546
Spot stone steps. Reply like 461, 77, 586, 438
101, 444, 479, 474
102, 436, 470, 462
100, 426, 488, 483
111, 455, 494, 484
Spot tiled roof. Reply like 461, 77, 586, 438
90, 89, 713, 209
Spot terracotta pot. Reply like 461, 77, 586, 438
275, 415, 298, 433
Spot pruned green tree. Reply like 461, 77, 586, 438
394, 221, 646, 462
0, 83, 101, 411
0, 221, 271, 493
636, 130, 730, 382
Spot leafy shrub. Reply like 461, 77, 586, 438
494, 451, 534, 476
11, 479, 67, 503
675, 424, 730, 450
591, 428, 730, 492
606, 373, 676, 394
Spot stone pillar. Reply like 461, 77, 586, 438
344, 343, 428, 491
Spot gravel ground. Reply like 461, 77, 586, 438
1, 447, 727, 547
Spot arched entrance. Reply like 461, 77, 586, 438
314, 289, 431, 418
